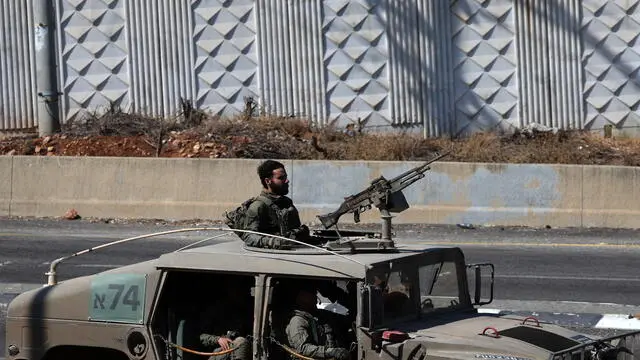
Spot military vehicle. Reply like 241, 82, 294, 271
5, 154, 640, 360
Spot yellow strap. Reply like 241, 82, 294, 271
166, 341, 236, 356
162, 336, 326, 360
278, 343, 316, 360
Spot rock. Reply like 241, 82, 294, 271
43, 136, 51, 144
64, 208, 80, 220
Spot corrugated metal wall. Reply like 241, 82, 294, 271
128, 0, 195, 116
516, 0, 583, 130
2, 0, 640, 136
0, 0, 37, 130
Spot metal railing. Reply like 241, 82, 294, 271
550, 330, 640, 360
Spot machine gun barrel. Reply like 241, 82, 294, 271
316, 150, 450, 229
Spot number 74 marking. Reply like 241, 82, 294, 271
93, 283, 141, 311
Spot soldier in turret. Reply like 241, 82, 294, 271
226, 160, 319, 249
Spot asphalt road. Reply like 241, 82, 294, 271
2, 218, 640, 303
2, 218, 640, 357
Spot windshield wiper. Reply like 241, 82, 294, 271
428, 262, 444, 295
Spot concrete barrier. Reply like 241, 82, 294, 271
8, 156, 277, 220
582, 166, 640, 228
292, 161, 586, 228
0, 157, 11, 217
3, 156, 639, 229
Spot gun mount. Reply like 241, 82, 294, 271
316, 150, 450, 243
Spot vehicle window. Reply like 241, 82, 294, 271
150, 272, 256, 360
382, 270, 414, 319
419, 261, 461, 313
386, 271, 411, 296
266, 276, 357, 360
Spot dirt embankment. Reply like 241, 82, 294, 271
2, 108, 639, 166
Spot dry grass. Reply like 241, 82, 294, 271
2, 103, 640, 165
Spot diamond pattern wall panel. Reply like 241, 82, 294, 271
582, 0, 640, 130
192, 0, 259, 117
57, 0, 129, 122
323, 0, 390, 128
451, 0, 518, 135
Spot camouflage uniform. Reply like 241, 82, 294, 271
285, 309, 350, 360
198, 298, 253, 360
239, 191, 305, 249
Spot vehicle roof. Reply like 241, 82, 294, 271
155, 239, 458, 279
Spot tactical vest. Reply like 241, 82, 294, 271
224, 194, 300, 237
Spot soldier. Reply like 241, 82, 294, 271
198, 280, 253, 360
285, 281, 351, 360
235, 159, 318, 249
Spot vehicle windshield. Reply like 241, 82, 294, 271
370, 258, 463, 324
418, 260, 461, 313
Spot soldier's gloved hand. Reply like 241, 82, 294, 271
326, 347, 350, 360
290, 225, 310, 241
269, 238, 292, 250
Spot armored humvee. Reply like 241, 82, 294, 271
4, 226, 640, 360
5, 153, 640, 360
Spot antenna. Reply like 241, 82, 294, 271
43, 227, 370, 286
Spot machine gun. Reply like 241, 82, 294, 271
316, 150, 450, 241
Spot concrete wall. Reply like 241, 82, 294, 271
0, 157, 12, 216
6, 1, 640, 139
1, 156, 638, 229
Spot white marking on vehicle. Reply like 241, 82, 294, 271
495, 274, 640, 282
477, 308, 502, 314
594, 314, 640, 330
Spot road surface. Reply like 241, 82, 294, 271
2, 218, 640, 357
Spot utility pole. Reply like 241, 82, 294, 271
34, 0, 61, 136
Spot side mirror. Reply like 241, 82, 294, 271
466, 263, 494, 306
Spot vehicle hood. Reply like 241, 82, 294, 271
6, 259, 161, 322
379, 311, 598, 360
